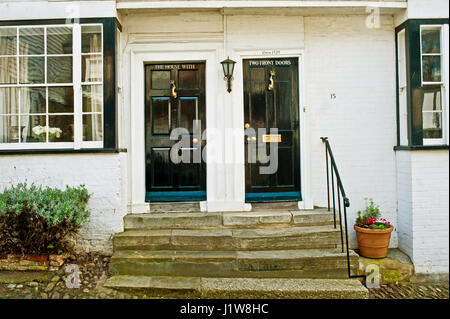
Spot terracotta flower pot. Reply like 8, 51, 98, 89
354, 224, 393, 258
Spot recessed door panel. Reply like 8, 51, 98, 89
179, 97, 198, 134
150, 148, 172, 188
151, 70, 171, 89
151, 97, 171, 135
178, 69, 199, 89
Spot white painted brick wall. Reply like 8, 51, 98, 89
396, 151, 414, 258
305, 15, 398, 248
0, 153, 127, 254
410, 151, 449, 274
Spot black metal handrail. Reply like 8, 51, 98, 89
321, 137, 365, 279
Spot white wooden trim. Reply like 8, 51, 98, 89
0, 23, 105, 150
73, 23, 82, 150
117, 1, 408, 10
420, 25, 444, 87
0, 1, 117, 21
128, 43, 223, 212
420, 24, 448, 145
232, 48, 313, 210
444, 24, 450, 145
127, 44, 312, 211
0, 142, 75, 150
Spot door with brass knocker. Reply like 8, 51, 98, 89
145, 63, 206, 201
243, 58, 301, 202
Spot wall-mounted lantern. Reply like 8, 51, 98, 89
220, 57, 236, 93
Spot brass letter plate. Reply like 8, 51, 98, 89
262, 134, 281, 143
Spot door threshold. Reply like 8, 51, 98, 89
245, 191, 301, 203
146, 191, 206, 202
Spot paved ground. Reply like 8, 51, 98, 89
0, 253, 448, 299
0, 253, 152, 299
369, 282, 449, 299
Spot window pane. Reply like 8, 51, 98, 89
421, 29, 441, 54
422, 55, 441, 82
82, 54, 102, 82
0, 115, 18, 143
48, 87, 74, 113
81, 25, 102, 53
0, 57, 17, 84
49, 115, 73, 142
423, 112, 442, 139
20, 87, 46, 114
82, 85, 102, 112
19, 28, 44, 55
47, 27, 72, 55
21, 115, 46, 143
0, 28, 17, 55
0, 87, 19, 115
19, 56, 44, 84
422, 88, 442, 111
83, 114, 102, 141
47, 56, 72, 83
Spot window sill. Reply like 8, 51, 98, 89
394, 145, 449, 151
0, 148, 127, 155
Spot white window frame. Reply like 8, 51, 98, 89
420, 24, 448, 145
0, 23, 104, 150
397, 29, 408, 146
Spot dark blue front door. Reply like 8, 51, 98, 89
145, 63, 206, 202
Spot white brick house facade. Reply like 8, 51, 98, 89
0, 0, 448, 278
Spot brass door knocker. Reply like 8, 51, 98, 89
170, 80, 177, 98
268, 70, 276, 91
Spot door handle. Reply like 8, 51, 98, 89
170, 80, 177, 98
268, 70, 276, 91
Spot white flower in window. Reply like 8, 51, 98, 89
32, 125, 45, 136
49, 127, 62, 138
32, 126, 63, 142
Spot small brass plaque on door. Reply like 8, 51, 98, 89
262, 134, 281, 143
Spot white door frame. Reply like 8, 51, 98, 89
126, 44, 312, 213
127, 44, 220, 213
231, 48, 313, 210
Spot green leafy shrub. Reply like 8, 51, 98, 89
355, 198, 392, 230
0, 183, 91, 255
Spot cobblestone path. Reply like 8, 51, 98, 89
369, 282, 449, 299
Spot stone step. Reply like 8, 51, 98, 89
125, 212, 223, 230
109, 248, 358, 279
124, 209, 338, 230
104, 275, 368, 299
251, 201, 299, 211
150, 202, 200, 213
114, 225, 342, 251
